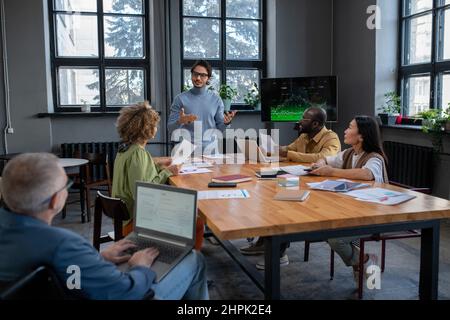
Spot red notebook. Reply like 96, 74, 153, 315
211, 174, 252, 183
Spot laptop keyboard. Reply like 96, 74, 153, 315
126, 237, 185, 264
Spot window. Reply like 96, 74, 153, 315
180, 0, 265, 110
49, 0, 149, 112
400, 0, 450, 116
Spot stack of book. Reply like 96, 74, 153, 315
254, 168, 284, 179
211, 174, 252, 184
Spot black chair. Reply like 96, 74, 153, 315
0, 266, 68, 300
92, 192, 155, 299
62, 151, 112, 223
82, 152, 112, 222
93, 191, 130, 251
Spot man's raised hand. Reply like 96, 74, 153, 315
178, 108, 198, 125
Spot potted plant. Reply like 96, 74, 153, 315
218, 84, 237, 112
244, 82, 261, 111
378, 91, 401, 125
444, 105, 450, 133
416, 109, 446, 153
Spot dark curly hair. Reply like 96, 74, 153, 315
116, 101, 160, 145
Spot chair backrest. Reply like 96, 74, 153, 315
82, 152, 107, 166
96, 191, 130, 221
73, 151, 110, 184
0, 266, 68, 300
93, 191, 130, 250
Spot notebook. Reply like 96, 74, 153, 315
121, 182, 197, 283
211, 174, 252, 183
254, 168, 285, 178
273, 190, 310, 202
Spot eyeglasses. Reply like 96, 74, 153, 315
191, 71, 209, 79
41, 179, 74, 205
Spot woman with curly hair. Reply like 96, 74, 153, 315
112, 101, 180, 236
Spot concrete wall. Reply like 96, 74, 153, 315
332, 0, 377, 139
375, 0, 399, 113
269, 0, 333, 145
1, 0, 52, 153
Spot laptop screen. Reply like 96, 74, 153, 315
135, 184, 196, 240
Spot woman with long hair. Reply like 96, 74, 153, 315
310, 115, 388, 287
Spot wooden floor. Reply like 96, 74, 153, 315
57, 194, 450, 300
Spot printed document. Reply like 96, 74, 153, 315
345, 188, 416, 205
279, 165, 311, 176
198, 189, 250, 200
172, 139, 196, 165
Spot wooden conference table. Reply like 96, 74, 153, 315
169, 161, 450, 300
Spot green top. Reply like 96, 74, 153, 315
111, 144, 172, 225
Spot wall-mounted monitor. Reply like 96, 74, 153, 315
261, 76, 337, 122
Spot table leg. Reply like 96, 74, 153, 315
264, 236, 281, 300
79, 165, 86, 223
419, 220, 440, 300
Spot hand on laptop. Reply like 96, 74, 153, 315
101, 239, 137, 264
128, 247, 160, 268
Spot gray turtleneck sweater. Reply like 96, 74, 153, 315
168, 86, 228, 146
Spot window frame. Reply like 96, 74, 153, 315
179, 0, 266, 111
399, 0, 450, 115
48, 0, 151, 112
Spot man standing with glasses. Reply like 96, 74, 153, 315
168, 60, 237, 150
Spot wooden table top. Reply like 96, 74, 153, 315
169, 162, 450, 240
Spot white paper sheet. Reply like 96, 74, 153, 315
203, 154, 232, 160
198, 189, 250, 200
179, 166, 212, 175
279, 165, 311, 176
345, 188, 416, 205
183, 161, 214, 168
171, 140, 197, 165
259, 133, 278, 155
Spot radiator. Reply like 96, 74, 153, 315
383, 141, 434, 189
60, 142, 121, 180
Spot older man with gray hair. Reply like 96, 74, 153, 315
0, 153, 208, 299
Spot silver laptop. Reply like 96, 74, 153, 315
124, 182, 197, 282
236, 138, 279, 163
